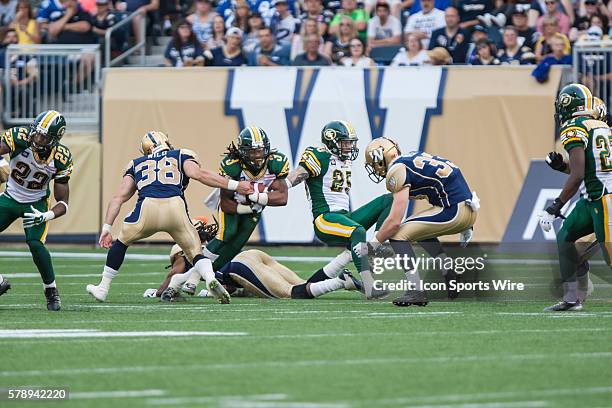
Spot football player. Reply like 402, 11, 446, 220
180, 126, 290, 294
86, 131, 253, 304
0, 110, 73, 311
161, 248, 363, 300
363, 137, 479, 307
539, 84, 611, 311
287, 120, 392, 299
0, 274, 10, 297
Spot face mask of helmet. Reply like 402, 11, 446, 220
338, 138, 359, 161
31, 131, 54, 155
241, 146, 267, 172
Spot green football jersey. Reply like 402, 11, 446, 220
219, 150, 289, 184
298, 146, 352, 218
561, 116, 612, 200
1, 126, 73, 203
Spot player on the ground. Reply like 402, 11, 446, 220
161, 248, 363, 300
86, 131, 253, 304
0, 110, 72, 311
0, 274, 10, 296
287, 120, 391, 299
539, 84, 611, 311
180, 126, 290, 295
363, 137, 479, 307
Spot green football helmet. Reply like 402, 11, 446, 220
236, 126, 271, 173
555, 83, 594, 124
30, 110, 67, 156
321, 120, 358, 161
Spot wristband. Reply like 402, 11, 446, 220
54, 201, 69, 215
249, 192, 268, 206
237, 204, 253, 214
102, 223, 112, 234
227, 179, 239, 191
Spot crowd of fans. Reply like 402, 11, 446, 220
0, 0, 608, 70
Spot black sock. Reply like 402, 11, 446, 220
291, 283, 314, 299
306, 268, 328, 283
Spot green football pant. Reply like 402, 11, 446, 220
0, 193, 55, 284
313, 194, 393, 272
556, 195, 612, 283
206, 209, 261, 271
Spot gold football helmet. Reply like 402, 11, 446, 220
364, 137, 401, 183
140, 131, 173, 155
592, 97, 608, 122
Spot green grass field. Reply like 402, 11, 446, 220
1, 245, 612, 408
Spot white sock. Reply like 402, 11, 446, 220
168, 270, 193, 290
43, 280, 56, 289
101, 265, 118, 289
185, 266, 201, 286
194, 258, 215, 283
203, 247, 219, 262
323, 249, 352, 278
360, 270, 375, 297
405, 268, 422, 291
309, 277, 344, 297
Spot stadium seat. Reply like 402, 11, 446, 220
370, 45, 402, 66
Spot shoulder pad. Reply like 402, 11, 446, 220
299, 147, 326, 177
54, 144, 74, 179
386, 163, 408, 193
582, 119, 609, 131
219, 155, 241, 179
560, 119, 589, 148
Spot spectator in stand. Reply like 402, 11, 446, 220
534, 15, 570, 61
300, 0, 334, 38
206, 26, 246, 66
206, 14, 226, 50
292, 33, 331, 64
115, 0, 159, 47
510, 5, 538, 49
329, 0, 368, 40
322, 0, 342, 14
248, 26, 291, 65
164, 19, 204, 67
497, 25, 535, 64
0, 28, 38, 117
536, 0, 570, 34
0, 0, 16, 27
469, 38, 500, 64
91, 0, 124, 53
532, 32, 571, 82
466, 24, 488, 63
324, 15, 356, 64
391, 32, 430, 65
10, 0, 40, 44
586, 14, 609, 38
243, 12, 265, 54
46, 0, 95, 44
367, 1, 402, 49
291, 17, 325, 59
401, 0, 449, 18
571, 0, 602, 40
252, 0, 297, 26
226, 0, 251, 32
427, 46, 452, 64
341, 37, 375, 65
403, 0, 445, 49
188, 0, 217, 48
429, 6, 469, 63
529, 0, 574, 29
270, 0, 300, 46
455, 0, 494, 33
364, 0, 401, 18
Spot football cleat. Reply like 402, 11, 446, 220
366, 287, 391, 300
0, 279, 11, 297
445, 269, 460, 300
207, 279, 231, 304
44, 287, 61, 311
160, 287, 184, 302
86, 284, 108, 302
544, 300, 583, 312
339, 270, 363, 292
181, 282, 197, 296
393, 290, 428, 307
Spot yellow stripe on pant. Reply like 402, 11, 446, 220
314, 215, 355, 238
217, 209, 226, 241
603, 194, 612, 262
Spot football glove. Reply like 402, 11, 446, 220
539, 198, 564, 232
23, 206, 55, 228
545, 152, 568, 172
143, 288, 157, 298
352, 242, 368, 258
250, 203, 264, 214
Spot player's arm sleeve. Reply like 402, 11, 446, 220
298, 148, 323, 177
54, 148, 74, 183
385, 163, 409, 193
123, 160, 135, 179
180, 149, 201, 168
560, 123, 588, 152
218, 156, 241, 180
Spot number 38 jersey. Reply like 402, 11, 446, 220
299, 146, 352, 218
124, 149, 198, 201
561, 116, 612, 200
386, 151, 471, 208
1, 126, 73, 204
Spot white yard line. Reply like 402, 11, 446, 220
2, 351, 611, 377
71, 389, 166, 399
403, 401, 548, 408
0, 329, 247, 339
3, 272, 162, 278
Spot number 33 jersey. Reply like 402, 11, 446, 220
124, 149, 198, 200
1, 126, 73, 204
299, 146, 352, 218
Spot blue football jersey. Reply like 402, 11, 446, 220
392, 152, 472, 207
124, 149, 197, 200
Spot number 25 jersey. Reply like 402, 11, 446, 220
124, 149, 198, 200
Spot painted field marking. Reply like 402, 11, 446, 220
0, 329, 247, 339
71, 389, 166, 399
404, 401, 548, 408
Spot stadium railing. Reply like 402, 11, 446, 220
105, 12, 146, 68
573, 39, 612, 110
2, 44, 101, 127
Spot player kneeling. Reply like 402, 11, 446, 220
362, 138, 479, 307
